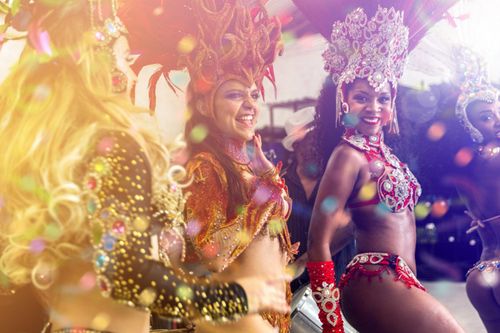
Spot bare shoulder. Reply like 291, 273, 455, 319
325, 143, 365, 174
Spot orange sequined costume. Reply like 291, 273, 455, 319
185, 152, 294, 333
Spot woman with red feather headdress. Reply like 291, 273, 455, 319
292, 0, 465, 332
121, 1, 295, 332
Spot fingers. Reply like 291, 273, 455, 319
261, 286, 290, 314
253, 133, 262, 149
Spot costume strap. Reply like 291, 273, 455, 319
307, 261, 344, 333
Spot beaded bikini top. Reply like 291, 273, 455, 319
343, 129, 421, 213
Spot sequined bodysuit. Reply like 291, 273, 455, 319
185, 152, 294, 333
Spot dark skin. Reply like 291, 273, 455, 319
308, 78, 464, 333
463, 100, 500, 333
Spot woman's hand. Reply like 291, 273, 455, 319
236, 274, 291, 314
249, 134, 274, 176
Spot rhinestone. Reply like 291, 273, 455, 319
383, 181, 393, 191
94, 251, 110, 272
97, 275, 112, 297
95, 31, 106, 42
87, 198, 97, 214
86, 177, 97, 190
102, 234, 116, 251
111, 220, 126, 237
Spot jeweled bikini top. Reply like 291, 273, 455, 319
343, 129, 421, 213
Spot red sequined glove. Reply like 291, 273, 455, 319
307, 261, 344, 333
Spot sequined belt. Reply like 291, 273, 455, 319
339, 252, 426, 291
467, 258, 500, 276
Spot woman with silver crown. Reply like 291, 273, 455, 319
293, 1, 464, 332
447, 46, 500, 333
0, 1, 291, 332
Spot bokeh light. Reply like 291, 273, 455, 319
342, 113, 359, 128
427, 121, 446, 141
91, 312, 111, 331
454, 147, 474, 167
176, 284, 194, 301
201, 243, 218, 259
281, 31, 296, 45
79, 271, 96, 291
320, 196, 337, 215
177, 35, 197, 54
185, 219, 201, 238
189, 124, 208, 144
96, 136, 115, 155
44, 223, 62, 241
268, 218, 284, 236
431, 199, 449, 218
153, 6, 164, 16
358, 182, 377, 202
415, 202, 431, 220
30, 238, 45, 254
253, 184, 272, 205
138, 288, 157, 306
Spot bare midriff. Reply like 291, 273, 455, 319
195, 233, 287, 333
351, 206, 417, 272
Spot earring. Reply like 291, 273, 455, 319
111, 68, 127, 94
341, 102, 350, 114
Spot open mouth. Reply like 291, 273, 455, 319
361, 116, 381, 125
236, 114, 255, 128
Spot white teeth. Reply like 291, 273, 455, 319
362, 117, 380, 124
238, 115, 254, 121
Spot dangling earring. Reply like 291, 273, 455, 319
111, 68, 127, 94
341, 102, 350, 114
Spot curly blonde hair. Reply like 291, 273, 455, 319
0, 0, 173, 289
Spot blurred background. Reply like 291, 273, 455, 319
1, 0, 499, 331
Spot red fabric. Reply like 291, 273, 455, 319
339, 253, 426, 291
307, 261, 344, 333
292, 0, 458, 51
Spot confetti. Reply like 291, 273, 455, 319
44, 223, 62, 241
427, 122, 446, 141
454, 147, 474, 167
189, 124, 208, 144
358, 182, 377, 201
97, 136, 115, 155
176, 285, 194, 301
91, 312, 111, 331
178, 35, 197, 54
153, 6, 164, 16
268, 219, 284, 236
320, 196, 337, 215
342, 113, 359, 128
431, 199, 448, 218
30, 238, 46, 253
415, 202, 431, 220
79, 271, 96, 291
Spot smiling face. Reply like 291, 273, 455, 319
345, 78, 393, 136
467, 99, 500, 143
212, 79, 260, 142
